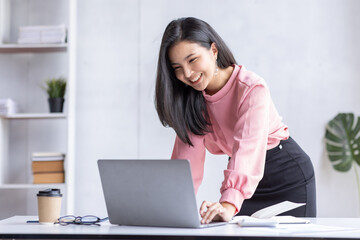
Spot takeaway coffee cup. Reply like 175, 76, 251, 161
37, 188, 62, 224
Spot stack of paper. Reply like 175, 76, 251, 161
31, 152, 65, 184
0, 98, 19, 116
232, 201, 310, 227
18, 25, 67, 44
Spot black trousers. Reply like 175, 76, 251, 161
235, 137, 316, 217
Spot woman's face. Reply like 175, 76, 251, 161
168, 41, 218, 92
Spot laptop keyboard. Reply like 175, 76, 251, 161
199, 221, 228, 228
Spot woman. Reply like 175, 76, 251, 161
155, 17, 316, 224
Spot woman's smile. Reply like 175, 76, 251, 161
188, 73, 203, 85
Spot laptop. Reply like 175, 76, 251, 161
97, 159, 228, 228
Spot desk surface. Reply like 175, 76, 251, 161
1, 216, 360, 239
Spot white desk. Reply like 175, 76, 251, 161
1, 216, 360, 239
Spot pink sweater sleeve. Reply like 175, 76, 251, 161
219, 84, 270, 213
171, 134, 206, 194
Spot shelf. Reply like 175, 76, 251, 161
0, 183, 65, 189
1, 113, 66, 119
0, 0, 75, 217
0, 43, 67, 53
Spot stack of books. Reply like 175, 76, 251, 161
31, 152, 65, 184
0, 98, 18, 116
17, 25, 67, 44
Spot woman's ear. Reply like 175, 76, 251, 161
210, 42, 218, 58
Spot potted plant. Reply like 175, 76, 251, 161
43, 77, 67, 113
325, 113, 360, 205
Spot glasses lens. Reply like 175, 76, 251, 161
59, 215, 76, 224
81, 216, 99, 223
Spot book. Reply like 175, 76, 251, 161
33, 172, 64, 184
232, 201, 310, 227
32, 160, 64, 173
31, 152, 65, 161
32, 156, 65, 161
32, 152, 65, 158
31, 152, 65, 184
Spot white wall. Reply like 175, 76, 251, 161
75, 0, 360, 217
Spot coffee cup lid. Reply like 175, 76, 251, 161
37, 188, 62, 197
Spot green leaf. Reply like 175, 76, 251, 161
43, 78, 67, 98
325, 113, 360, 172
326, 143, 345, 153
333, 155, 353, 172
328, 154, 345, 162
350, 117, 360, 139
325, 128, 343, 143
355, 138, 360, 166
341, 113, 354, 134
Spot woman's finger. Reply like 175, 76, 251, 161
199, 200, 212, 216
200, 201, 217, 223
201, 202, 223, 224
206, 207, 224, 223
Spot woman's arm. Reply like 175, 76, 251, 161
171, 134, 206, 194
220, 83, 270, 214
199, 84, 271, 223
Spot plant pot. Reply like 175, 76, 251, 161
48, 98, 65, 113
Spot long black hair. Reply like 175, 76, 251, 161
155, 17, 236, 146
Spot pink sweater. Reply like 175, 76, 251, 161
171, 65, 289, 213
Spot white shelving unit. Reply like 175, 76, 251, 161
2, 113, 66, 119
0, 183, 65, 189
0, 43, 67, 53
0, 0, 76, 218
0, 43, 68, 48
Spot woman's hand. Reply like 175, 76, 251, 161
199, 201, 236, 224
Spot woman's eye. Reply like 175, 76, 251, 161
173, 66, 180, 71
189, 58, 197, 63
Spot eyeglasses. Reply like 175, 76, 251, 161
57, 215, 109, 226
